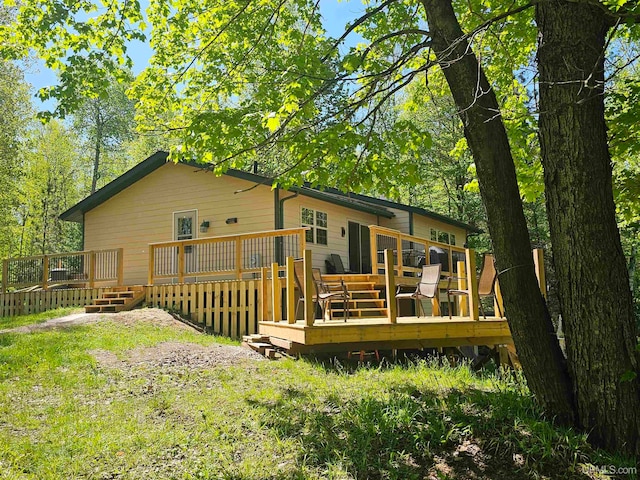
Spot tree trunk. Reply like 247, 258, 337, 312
91, 104, 103, 195
536, 0, 640, 455
421, 0, 575, 423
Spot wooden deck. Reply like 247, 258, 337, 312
259, 316, 512, 353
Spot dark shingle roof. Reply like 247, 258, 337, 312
60, 151, 481, 233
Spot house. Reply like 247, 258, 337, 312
59, 151, 481, 286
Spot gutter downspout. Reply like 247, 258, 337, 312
274, 189, 299, 263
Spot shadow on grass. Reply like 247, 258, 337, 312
245, 373, 632, 480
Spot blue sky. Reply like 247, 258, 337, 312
23, 1, 363, 107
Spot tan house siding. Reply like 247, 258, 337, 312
84, 163, 275, 284
281, 191, 379, 271
379, 207, 411, 233
412, 215, 467, 246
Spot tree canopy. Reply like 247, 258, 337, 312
3, 0, 640, 457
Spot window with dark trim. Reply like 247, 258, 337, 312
301, 207, 328, 245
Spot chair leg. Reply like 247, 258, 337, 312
447, 293, 453, 319
295, 299, 302, 322
479, 299, 487, 319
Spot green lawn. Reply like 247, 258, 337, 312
0, 307, 81, 330
0, 309, 635, 479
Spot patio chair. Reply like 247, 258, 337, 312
446, 253, 502, 319
293, 260, 350, 321
395, 264, 442, 317
325, 254, 353, 274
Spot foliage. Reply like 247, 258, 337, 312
0, 318, 634, 478
72, 77, 137, 194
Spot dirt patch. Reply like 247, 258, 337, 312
109, 309, 196, 330
91, 341, 265, 370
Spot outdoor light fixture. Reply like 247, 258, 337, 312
341, 227, 346, 237
199, 220, 210, 233
225, 217, 238, 224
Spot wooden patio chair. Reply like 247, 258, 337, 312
446, 253, 502, 319
395, 264, 442, 317
325, 254, 353, 274
293, 260, 350, 321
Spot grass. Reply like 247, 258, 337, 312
0, 307, 81, 330
0, 309, 636, 479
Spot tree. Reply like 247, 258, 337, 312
4, 0, 640, 455
72, 79, 136, 194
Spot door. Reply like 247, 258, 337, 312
174, 210, 197, 274
348, 221, 371, 274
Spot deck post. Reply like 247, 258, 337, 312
465, 248, 480, 320
285, 257, 296, 324
395, 232, 403, 276
235, 238, 242, 279
260, 267, 269, 321
271, 262, 281, 322
494, 278, 504, 318
303, 249, 315, 326
2, 259, 8, 293
148, 245, 155, 285
116, 248, 124, 286
533, 248, 546, 299
178, 245, 185, 284
384, 249, 397, 323
369, 229, 378, 275
457, 260, 468, 316
42, 255, 49, 291
89, 251, 96, 289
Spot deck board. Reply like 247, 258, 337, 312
259, 316, 512, 349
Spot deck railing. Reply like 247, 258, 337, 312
148, 227, 307, 284
368, 225, 467, 277
1, 249, 123, 293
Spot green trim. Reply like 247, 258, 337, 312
60, 150, 476, 233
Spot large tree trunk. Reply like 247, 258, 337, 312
536, 0, 640, 455
421, 0, 575, 423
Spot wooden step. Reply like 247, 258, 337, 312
102, 291, 135, 299
330, 307, 388, 319
94, 298, 127, 305
85, 304, 127, 313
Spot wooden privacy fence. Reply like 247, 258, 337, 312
148, 227, 307, 284
146, 280, 262, 338
2, 249, 123, 293
0, 288, 106, 318
368, 225, 466, 278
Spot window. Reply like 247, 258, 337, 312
431, 228, 457, 246
301, 207, 328, 245
438, 231, 450, 244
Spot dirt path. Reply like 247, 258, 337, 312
1, 308, 266, 366
0, 308, 196, 334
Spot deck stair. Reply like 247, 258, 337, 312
326, 280, 387, 320
85, 286, 146, 313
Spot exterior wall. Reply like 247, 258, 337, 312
412, 215, 467, 246
379, 207, 411, 233
84, 163, 275, 284
281, 191, 379, 271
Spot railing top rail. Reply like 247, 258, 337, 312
4, 248, 121, 263
368, 225, 465, 252
148, 227, 309, 248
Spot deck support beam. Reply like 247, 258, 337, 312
303, 249, 315, 326
384, 249, 397, 323
533, 248, 546, 299
466, 248, 480, 320
286, 257, 296, 324
271, 263, 281, 322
